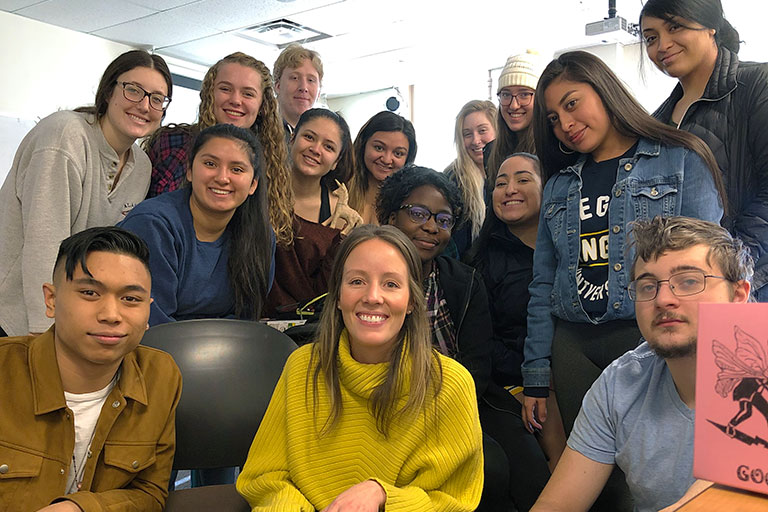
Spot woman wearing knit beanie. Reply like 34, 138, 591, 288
485, 50, 547, 184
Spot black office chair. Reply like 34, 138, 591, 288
140, 319, 297, 511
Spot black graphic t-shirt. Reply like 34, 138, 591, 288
577, 143, 637, 318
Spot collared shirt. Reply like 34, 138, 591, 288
424, 260, 457, 358
146, 126, 196, 198
0, 328, 182, 512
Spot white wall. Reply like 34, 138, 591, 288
0, 11, 135, 183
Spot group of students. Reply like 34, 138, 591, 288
1, 0, 767, 510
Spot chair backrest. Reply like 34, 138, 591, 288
141, 319, 297, 470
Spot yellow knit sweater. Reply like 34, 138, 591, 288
236, 331, 484, 511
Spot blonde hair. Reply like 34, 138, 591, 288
448, 100, 498, 241
195, 52, 294, 245
273, 43, 324, 84
310, 225, 441, 436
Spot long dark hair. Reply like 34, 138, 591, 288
640, 0, 740, 54
348, 111, 417, 213
75, 50, 172, 121
533, 51, 727, 210
485, 111, 535, 185
188, 124, 271, 320
466, 153, 541, 270
292, 108, 356, 188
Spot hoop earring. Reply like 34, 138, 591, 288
559, 141, 575, 155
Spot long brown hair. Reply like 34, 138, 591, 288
533, 51, 727, 211
310, 225, 441, 436
146, 52, 295, 246
188, 124, 271, 320
348, 112, 417, 215
485, 110, 535, 185
76, 50, 172, 122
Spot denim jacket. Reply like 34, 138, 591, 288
522, 138, 723, 390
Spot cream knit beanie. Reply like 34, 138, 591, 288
497, 50, 546, 93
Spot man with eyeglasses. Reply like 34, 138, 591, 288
531, 216, 752, 512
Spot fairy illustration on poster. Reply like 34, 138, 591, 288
694, 303, 768, 495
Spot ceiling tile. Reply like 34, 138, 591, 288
167, 0, 341, 33
0, 0, 43, 11
92, 10, 220, 48
15, 0, 155, 33
126, 0, 198, 10
158, 32, 280, 68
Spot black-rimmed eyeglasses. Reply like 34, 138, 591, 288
628, 270, 730, 302
399, 204, 455, 231
497, 90, 534, 107
118, 81, 171, 111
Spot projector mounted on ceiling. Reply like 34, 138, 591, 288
585, 1, 640, 45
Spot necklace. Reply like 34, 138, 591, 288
68, 425, 98, 493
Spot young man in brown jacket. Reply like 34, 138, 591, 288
0, 226, 182, 512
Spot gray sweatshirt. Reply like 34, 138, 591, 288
0, 110, 150, 335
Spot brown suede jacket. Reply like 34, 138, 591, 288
0, 328, 182, 511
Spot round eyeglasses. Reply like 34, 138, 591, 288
497, 90, 534, 107
399, 204, 455, 231
119, 81, 171, 112
628, 270, 730, 302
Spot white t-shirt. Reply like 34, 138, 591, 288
64, 376, 117, 494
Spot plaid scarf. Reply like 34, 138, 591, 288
424, 261, 458, 358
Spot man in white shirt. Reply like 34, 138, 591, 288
0, 226, 181, 511
531, 216, 752, 512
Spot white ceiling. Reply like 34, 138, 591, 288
1, 0, 763, 96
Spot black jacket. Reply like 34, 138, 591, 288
436, 255, 492, 398
436, 255, 518, 412
654, 47, 768, 289
476, 224, 533, 388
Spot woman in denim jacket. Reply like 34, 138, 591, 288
521, 51, 726, 440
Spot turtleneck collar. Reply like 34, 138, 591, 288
337, 329, 411, 400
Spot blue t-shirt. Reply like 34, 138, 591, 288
119, 188, 275, 325
568, 341, 695, 512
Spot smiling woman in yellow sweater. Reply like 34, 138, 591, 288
237, 225, 483, 511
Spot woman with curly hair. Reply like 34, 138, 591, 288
378, 165, 551, 511
347, 111, 417, 224
145, 52, 294, 246
445, 100, 497, 257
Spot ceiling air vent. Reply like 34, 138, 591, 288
236, 19, 330, 48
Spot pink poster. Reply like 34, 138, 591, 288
694, 303, 768, 495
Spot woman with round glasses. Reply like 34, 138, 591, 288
377, 165, 545, 510
484, 51, 547, 185
0, 49, 172, 337
145, 52, 295, 248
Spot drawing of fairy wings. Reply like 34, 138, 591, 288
712, 326, 768, 398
